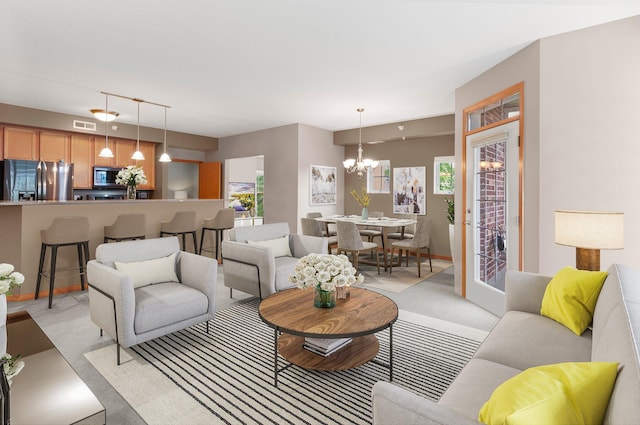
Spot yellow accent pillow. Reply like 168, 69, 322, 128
540, 266, 608, 335
478, 362, 618, 425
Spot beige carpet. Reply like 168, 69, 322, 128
360, 258, 452, 293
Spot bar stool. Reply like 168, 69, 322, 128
36, 216, 90, 309
104, 213, 146, 242
199, 208, 235, 260
160, 211, 198, 253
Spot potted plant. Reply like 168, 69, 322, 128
445, 198, 455, 265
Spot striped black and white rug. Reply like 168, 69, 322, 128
86, 299, 484, 425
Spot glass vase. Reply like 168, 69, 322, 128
127, 185, 137, 200
362, 207, 368, 220
336, 285, 350, 300
314, 286, 336, 308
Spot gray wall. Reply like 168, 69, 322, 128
454, 15, 640, 296
0, 103, 218, 151
343, 135, 455, 259
455, 42, 541, 295
206, 124, 301, 231
297, 124, 344, 233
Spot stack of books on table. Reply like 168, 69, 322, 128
303, 337, 352, 356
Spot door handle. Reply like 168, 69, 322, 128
464, 221, 471, 226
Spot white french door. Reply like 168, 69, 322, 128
465, 121, 520, 316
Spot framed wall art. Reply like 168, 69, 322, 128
393, 166, 426, 214
310, 165, 336, 205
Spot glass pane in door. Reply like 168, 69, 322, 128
474, 141, 507, 292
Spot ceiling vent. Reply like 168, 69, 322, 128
73, 120, 97, 131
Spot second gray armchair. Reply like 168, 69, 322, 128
221, 222, 327, 299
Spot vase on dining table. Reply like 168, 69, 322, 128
361, 207, 368, 220
314, 286, 336, 308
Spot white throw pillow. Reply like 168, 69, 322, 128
115, 253, 179, 289
247, 235, 292, 257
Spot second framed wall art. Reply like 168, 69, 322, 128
310, 165, 336, 205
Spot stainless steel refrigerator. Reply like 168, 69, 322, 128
2, 159, 74, 201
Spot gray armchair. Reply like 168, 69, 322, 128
221, 222, 327, 299
87, 236, 217, 364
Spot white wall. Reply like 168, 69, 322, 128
538, 15, 640, 274
167, 162, 199, 199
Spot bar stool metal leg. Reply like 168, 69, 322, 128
35, 243, 46, 300
48, 245, 58, 309
77, 243, 85, 291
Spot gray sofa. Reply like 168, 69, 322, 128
87, 237, 217, 364
372, 263, 640, 424
221, 222, 327, 299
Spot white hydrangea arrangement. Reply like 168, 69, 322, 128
0, 263, 24, 296
289, 253, 364, 291
115, 165, 147, 187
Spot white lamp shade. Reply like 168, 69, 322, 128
98, 147, 114, 158
555, 210, 624, 250
343, 159, 355, 168
131, 150, 145, 160
158, 152, 172, 162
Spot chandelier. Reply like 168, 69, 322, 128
343, 108, 378, 177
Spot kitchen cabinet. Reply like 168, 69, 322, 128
199, 161, 221, 198
39, 131, 70, 163
135, 141, 156, 190
71, 135, 94, 188
114, 139, 136, 167
3, 127, 38, 160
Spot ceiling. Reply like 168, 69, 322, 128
1, 1, 639, 139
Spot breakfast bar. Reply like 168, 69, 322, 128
0, 199, 224, 299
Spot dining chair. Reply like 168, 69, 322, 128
301, 218, 337, 253
358, 211, 385, 252
307, 212, 336, 236
387, 213, 417, 241
389, 217, 432, 277
336, 220, 380, 274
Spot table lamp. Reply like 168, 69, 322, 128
555, 210, 624, 271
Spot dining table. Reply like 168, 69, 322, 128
315, 215, 417, 269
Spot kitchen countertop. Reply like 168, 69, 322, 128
0, 198, 225, 298
0, 198, 220, 206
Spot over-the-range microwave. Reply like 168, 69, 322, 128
93, 166, 122, 189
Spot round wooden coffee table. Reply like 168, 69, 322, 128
259, 287, 398, 386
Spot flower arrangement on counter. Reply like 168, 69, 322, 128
0, 263, 24, 296
1, 353, 24, 385
350, 186, 370, 208
115, 165, 147, 188
289, 253, 364, 292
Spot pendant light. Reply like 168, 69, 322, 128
98, 94, 114, 158
131, 100, 145, 160
343, 108, 378, 177
159, 106, 172, 162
